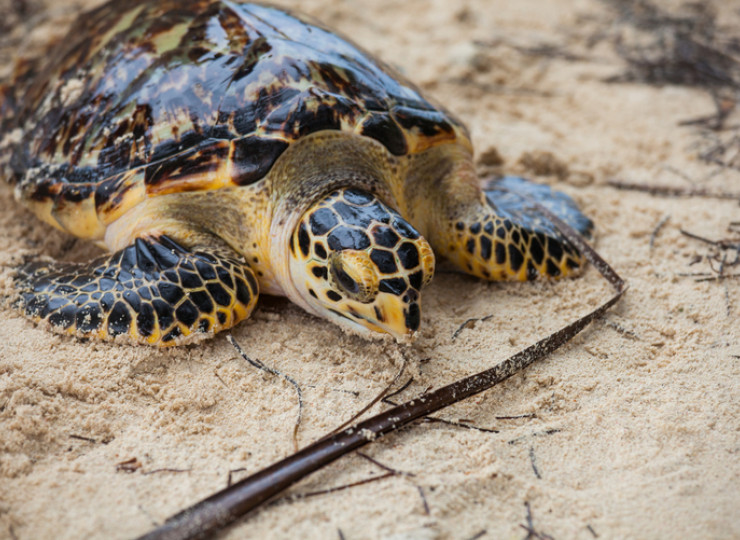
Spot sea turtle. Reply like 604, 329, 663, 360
0, 0, 592, 346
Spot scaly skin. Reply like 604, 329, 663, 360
289, 188, 434, 339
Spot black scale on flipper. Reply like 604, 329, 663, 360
14, 236, 258, 346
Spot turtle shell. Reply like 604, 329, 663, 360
3, 0, 470, 238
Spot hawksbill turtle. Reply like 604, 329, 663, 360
0, 0, 592, 346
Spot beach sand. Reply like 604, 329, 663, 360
1, 0, 738, 538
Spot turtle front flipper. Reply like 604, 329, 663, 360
430, 175, 593, 281
14, 236, 258, 346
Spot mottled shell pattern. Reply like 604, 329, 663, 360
2, 0, 469, 239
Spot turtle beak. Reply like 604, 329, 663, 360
351, 292, 421, 342
381, 302, 420, 342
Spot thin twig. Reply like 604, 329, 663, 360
303, 384, 360, 398
381, 377, 414, 404
495, 413, 535, 420
69, 434, 97, 443
724, 284, 732, 317
294, 472, 395, 499
227, 469, 247, 488
680, 229, 720, 245
523, 501, 535, 539
356, 452, 415, 478
227, 334, 304, 451
520, 501, 554, 540
694, 273, 740, 282
452, 315, 494, 340
213, 370, 229, 389
662, 165, 695, 183
586, 524, 599, 538
416, 485, 431, 515
608, 179, 740, 200
649, 215, 670, 252
421, 416, 499, 433
680, 229, 740, 250
328, 354, 407, 436
359, 451, 430, 516
529, 447, 542, 479
508, 429, 562, 445
603, 319, 641, 340
143, 469, 191, 476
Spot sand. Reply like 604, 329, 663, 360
1, 0, 738, 539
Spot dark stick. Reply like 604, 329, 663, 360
136, 293, 624, 538
135, 199, 625, 540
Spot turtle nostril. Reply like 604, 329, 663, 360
402, 290, 419, 303
404, 302, 420, 331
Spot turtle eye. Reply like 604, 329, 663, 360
328, 250, 378, 304
333, 266, 359, 294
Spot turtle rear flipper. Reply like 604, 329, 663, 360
15, 236, 258, 346
427, 171, 592, 282
484, 176, 593, 240
477, 176, 592, 280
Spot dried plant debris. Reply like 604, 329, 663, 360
679, 226, 740, 282
600, 0, 740, 89
596, 1, 740, 173
115, 457, 142, 473
0, 0, 34, 37
520, 501, 555, 540
692, 124, 740, 173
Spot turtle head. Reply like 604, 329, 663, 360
288, 188, 435, 341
